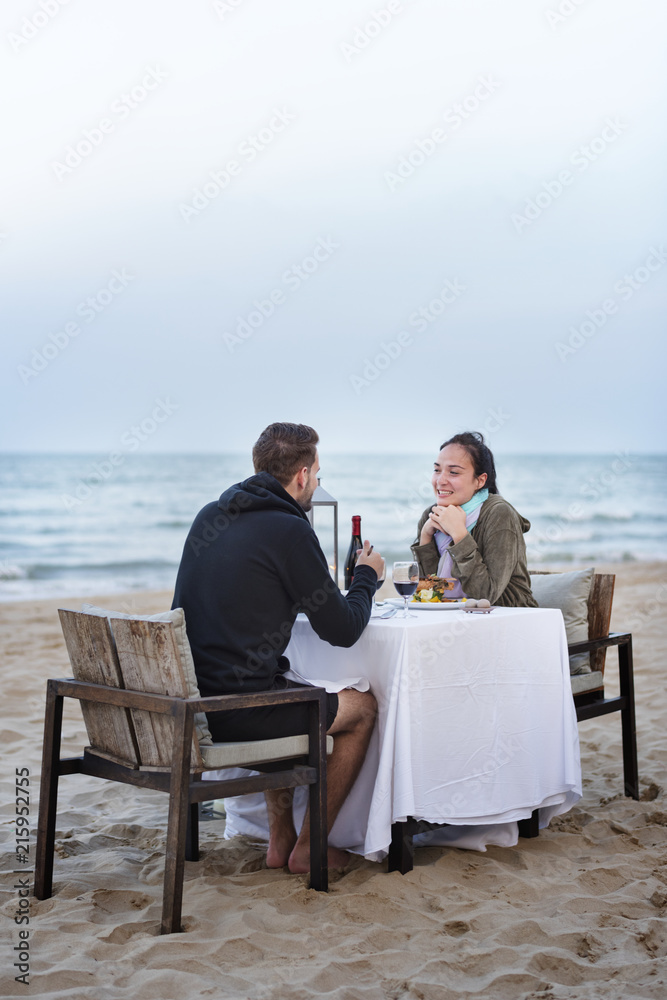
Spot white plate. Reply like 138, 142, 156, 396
386, 598, 467, 610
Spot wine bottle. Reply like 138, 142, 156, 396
344, 515, 363, 589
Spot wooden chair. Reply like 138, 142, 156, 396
387, 573, 638, 873
35, 610, 330, 934
566, 573, 637, 795
521, 572, 637, 795
515, 572, 637, 841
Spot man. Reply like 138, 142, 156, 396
173, 422, 384, 872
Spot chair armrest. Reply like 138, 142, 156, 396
47, 677, 184, 714
47, 678, 329, 717
194, 687, 329, 714
567, 631, 632, 655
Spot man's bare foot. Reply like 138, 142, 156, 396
266, 831, 297, 869
287, 843, 350, 874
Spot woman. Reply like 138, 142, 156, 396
411, 432, 537, 607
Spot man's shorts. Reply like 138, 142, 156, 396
206, 675, 339, 744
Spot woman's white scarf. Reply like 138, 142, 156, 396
434, 488, 489, 598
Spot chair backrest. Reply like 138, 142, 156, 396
587, 573, 615, 675
58, 609, 140, 767
529, 570, 615, 676
58, 610, 203, 771
112, 617, 203, 770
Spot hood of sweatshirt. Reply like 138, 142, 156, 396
466, 493, 531, 534
217, 471, 309, 521
486, 493, 531, 533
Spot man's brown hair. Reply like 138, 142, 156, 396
252, 423, 319, 486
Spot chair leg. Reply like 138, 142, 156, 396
308, 694, 328, 892
34, 683, 64, 900
619, 637, 639, 800
388, 821, 414, 874
162, 703, 194, 934
185, 803, 200, 863
518, 809, 540, 838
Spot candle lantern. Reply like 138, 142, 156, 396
307, 478, 339, 585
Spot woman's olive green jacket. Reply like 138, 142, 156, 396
411, 494, 538, 607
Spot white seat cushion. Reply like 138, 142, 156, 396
570, 671, 604, 695
201, 734, 334, 769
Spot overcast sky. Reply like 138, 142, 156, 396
2, 0, 666, 455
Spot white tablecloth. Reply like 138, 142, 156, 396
212, 606, 582, 860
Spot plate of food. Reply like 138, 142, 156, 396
387, 576, 467, 609
387, 599, 468, 611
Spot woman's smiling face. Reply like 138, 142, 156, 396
431, 444, 487, 507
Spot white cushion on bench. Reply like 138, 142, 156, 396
570, 670, 604, 695
201, 734, 334, 769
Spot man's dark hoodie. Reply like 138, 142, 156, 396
172, 472, 377, 699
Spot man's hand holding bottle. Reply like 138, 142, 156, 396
356, 540, 385, 581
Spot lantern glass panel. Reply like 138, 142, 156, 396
307, 479, 338, 584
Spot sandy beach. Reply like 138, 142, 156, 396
1, 563, 666, 999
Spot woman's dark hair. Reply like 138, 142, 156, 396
252, 422, 319, 485
439, 431, 499, 494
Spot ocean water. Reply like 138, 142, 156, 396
0, 452, 665, 602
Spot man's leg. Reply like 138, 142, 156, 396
288, 688, 377, 873
265, 787, 296, 868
